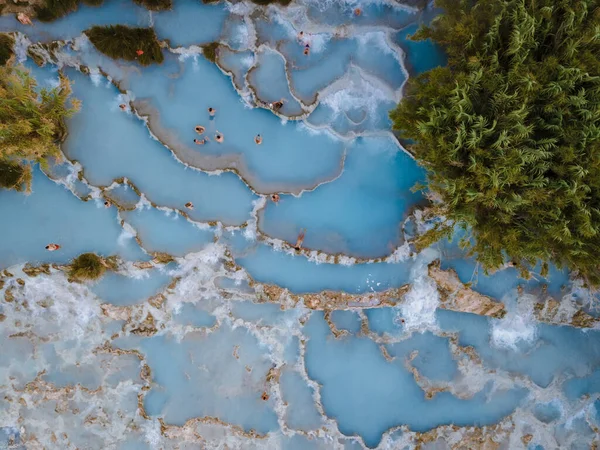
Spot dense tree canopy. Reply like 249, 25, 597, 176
391, 0, 600, 284
0, 66, 79, 191
85, 25, 164, 66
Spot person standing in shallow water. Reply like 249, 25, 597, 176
294, 229, 306, 250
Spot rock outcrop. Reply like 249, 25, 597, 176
428, 261, 506, 318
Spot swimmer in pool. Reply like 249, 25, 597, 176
195, 125, 205, 134
104, 200, 111, 208
185, 202, 194, 210
255, 134, 262, 145
215, 132, 224, 143
208, 107, 216, 118
194, 138, 206, 145
294, 229, 306, 250
119, 104, 127, 111
45, 244, 61, 251
271, 193, 280, 203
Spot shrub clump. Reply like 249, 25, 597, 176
391, 0, 600, 284
133, 0, 172, 11
0, 65, 79, 191
69, 253, 106, 281
85, 25, 164, 66
0, 161, 25, 190
35, 0, 104, 23
0, 33, 14, 66
201, 42, 219, 63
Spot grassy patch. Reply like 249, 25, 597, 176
69, 253, 106, 281
85, 25, 164, 66
201, 42, 219, 63
0, 33, 14, 66
133, 0, 172, 11
35, 0, 103, 22
0, 161, 25, 190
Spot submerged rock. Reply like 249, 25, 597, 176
254, 281, 410, 310
428, 261, 506, 318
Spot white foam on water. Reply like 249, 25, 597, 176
225, 1, 257, 16
491, 292, 538, 350
117, 219, 138, 247
304, 32, 332, 54
356, 31, 395, 56
89, 66, 104, 87
141, 419, 163, 448
338, 255, 356, 266
307, 251, 329, 264
135, 193, 153, 210
243, 196, 266, 241
319, 66, 396, 118
240, 54, 256, 68
0, 269, 108, 368
233, 20, 257, 51
397, 247, 440, 332
13, 32, 31, 63
385, 241, 412, 263
117, 260, 153, 280
71, 33, 91, 52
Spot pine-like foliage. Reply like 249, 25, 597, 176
36, 0, 104, 22
0, 33, 14, 66
0, 66, 79, 191
133, 0, 172, 11
85, 25, 164, 66
390, 0, 600, 284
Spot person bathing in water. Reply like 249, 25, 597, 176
255, 134, 262, 145
195, 125, 205, 134
215, 132, 224, 143
304, 43, 310, 56
294, 229, 306, 250
208, 107, 216, 118
194, 138, 207, 145
119, 104, 127, 111
270, 99, 284, 111
271, 193, 280, 203
104, 200, 112, 208
185, 202, 194, 210
45, 244, 61, 251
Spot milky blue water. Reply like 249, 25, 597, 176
0, 1, 599, 449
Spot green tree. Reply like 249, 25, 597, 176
391, 0, 600, 284
0, 65, 79, 191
